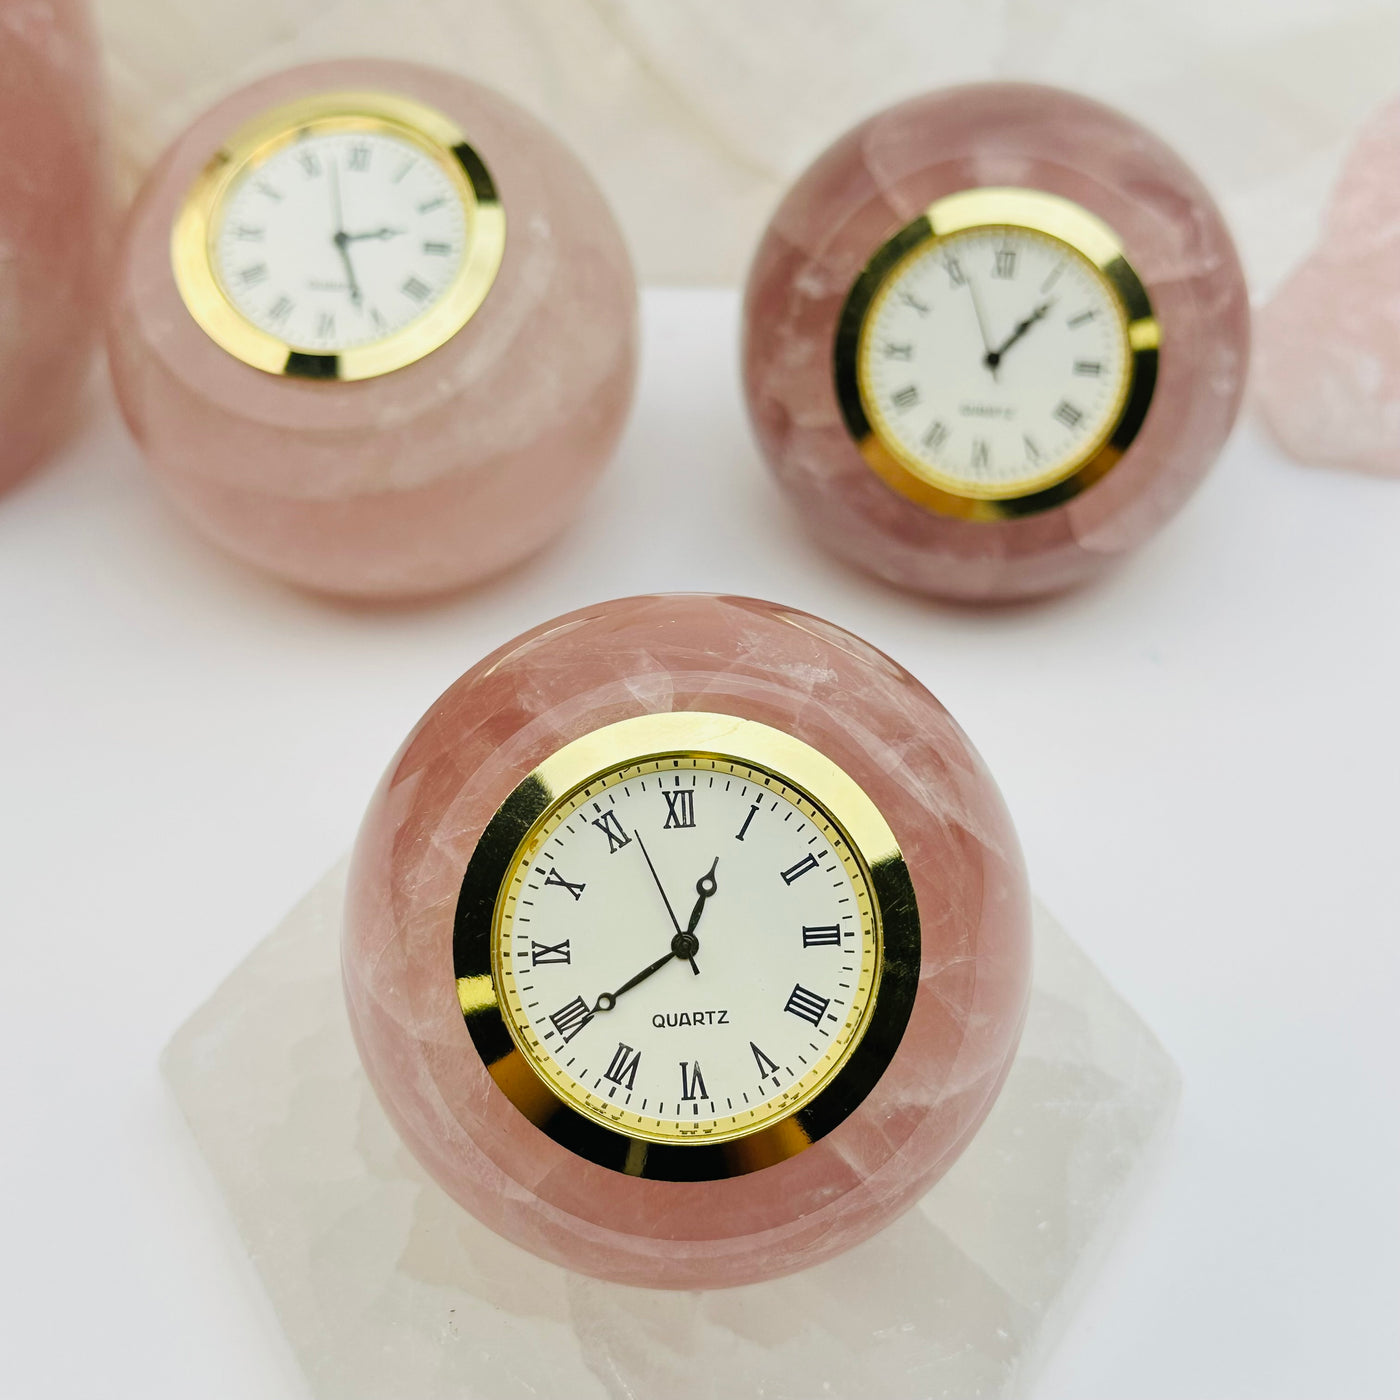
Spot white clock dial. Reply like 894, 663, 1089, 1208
493, 757, 880, 1143
212, 126, 469, 352
858, 224, 1131, 496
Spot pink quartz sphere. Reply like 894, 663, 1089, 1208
343, 594, 1031, 1289
743, 83, 1250, 603
0, 0, 106, 495
107, 60, 637, 600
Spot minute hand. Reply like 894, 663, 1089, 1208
985, 301, 1053, 369
593, 951, 676, 1013
636, 832, 683, 934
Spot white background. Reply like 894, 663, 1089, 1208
92, 0, 1400, 290
0, 290, 1397, 1398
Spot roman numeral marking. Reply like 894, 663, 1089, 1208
891, 384, 920, 411
347, 142, 371, 172
233, 225, 264, 241
662, 788, 696, 829
943, 257, 966, 288
1024, 433, 1042, 462
751, 1042, 780, 1080
679, 1061, 708, 1101
401, 275, 432, 303
591, 810, 632, 854
736, 801, 761, 842
237, 263, 269, 287
883, 342, 913, 360
1067, 309, 1096, 328
784, 983, 831, 1027
530, 939, 571, 966
802, 924, 843, 948
1041, 262, 1066, 293
1054, 400, 1084, 429
267, 295, 293, 326
418, 195, 447, 214
548, 996, 594, 1043
393, 158, 414, 184
1073, 360, 1103, 376
316, 311, 336, 339
256, 181, 282, 201
297, 149, 321, 178
993, 247, 1017, 279
971, 438, 991, 471
900, 290, 930, 315
422, 240, 452, 256
542, 867, 585, 900
604, 1042, 641, 1090
923, 420, 949, 452
369, 307, 386, 331
780, 853, 820, 885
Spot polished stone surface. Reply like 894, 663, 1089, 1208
107, 59, 637, 600
1255, 98, 1400, 477
343, 594, 1031, 1287
0, 0, 106, 494
743, 84, 1251, 602
166, 859, 1178, 1399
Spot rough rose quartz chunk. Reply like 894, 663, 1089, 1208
1256, 98, 1400, 477
107, 59, 637, 600
343, 593, 1031, 1289
743, 83, 1250, 602
0, 0, 105, 495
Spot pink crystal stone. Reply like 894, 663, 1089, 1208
743, 83, 1250, 602
343, 594, 1031, 1289
107, 60, 637, 600
0, 0, 106, 495
1255, 98, 1400, 477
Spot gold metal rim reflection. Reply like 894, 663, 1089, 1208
452, 713, 922, 1181
834, 186, 1160, 522
170, 89, 506, 381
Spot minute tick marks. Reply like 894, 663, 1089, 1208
848, 199, 1139, 504
214, 125, 468, 353
490, 750, 880, 1143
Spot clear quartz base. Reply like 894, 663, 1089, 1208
163, 862, 1179, 1400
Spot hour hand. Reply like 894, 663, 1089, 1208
677, 859, 719, 974
683, 858, 719, 935
343, 226, 405, 242
986, 300, 1054, 369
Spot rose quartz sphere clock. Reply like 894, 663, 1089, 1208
0, 0, 106, 495
743, 83, 1250, 602
344, 593, 1031, 1289
107, 60, 637, 600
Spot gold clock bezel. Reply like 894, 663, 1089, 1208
834, 187, 1160, 522
452, 712, 921, 1182
171, 89, 506, 381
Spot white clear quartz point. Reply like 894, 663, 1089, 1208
163, 861, 1180, 1399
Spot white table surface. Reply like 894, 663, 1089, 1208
1, 288, 1396, 1400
